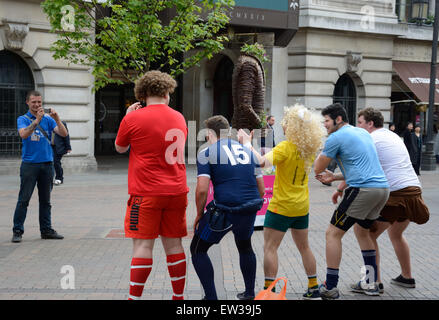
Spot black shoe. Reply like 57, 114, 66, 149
12, 231, 22, 243
236, 292, 255, 300
41, 229, 64, 240
390, 274, 415, 288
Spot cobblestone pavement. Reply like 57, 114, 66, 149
0, 157, 438, 300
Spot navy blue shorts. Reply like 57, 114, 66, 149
195, 210, 257, 243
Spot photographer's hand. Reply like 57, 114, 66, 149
36, 107, 44, 123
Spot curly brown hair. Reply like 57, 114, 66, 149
134, 70, 177, 102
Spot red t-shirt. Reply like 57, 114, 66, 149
115, 104, 189, 196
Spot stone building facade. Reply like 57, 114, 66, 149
0, 0, 96, 174
1, 0, 438, 174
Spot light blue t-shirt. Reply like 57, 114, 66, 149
17, 111, 57, 163
322, 125, 388, 188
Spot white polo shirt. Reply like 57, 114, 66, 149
370, 128, 421, 192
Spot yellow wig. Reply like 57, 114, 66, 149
281, 104, 326, 171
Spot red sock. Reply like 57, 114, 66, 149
128, 257, 152, 300
166, 252, 186, 300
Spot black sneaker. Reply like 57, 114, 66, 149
391, 275, 415, 288
11, 231, 22, 243
236, 292, 255, 300
378, 282, 384, 294
41, 229, 64, 240
303, 287, 322, 300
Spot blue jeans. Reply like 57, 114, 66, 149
13, 162, 54, 234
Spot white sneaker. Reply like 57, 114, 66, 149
350, 281, 380, 296
54, 179, 62, 185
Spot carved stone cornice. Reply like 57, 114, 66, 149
2, 20, 29, 51
346, 51, 362, 72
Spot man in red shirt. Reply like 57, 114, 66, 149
115, 71, 188, 300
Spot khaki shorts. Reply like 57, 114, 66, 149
331, 187, 389, 231
342, 187, 390, 220
378, 187, 429, 224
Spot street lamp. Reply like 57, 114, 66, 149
421, 0, 438, 171
412, 0, 429, 25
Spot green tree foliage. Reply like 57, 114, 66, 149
42, 0, 235, 90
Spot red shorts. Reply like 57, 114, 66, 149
124, 193, 188, 239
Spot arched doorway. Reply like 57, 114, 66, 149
213, 56, 234, 123
333, 74, 357, 125
0, 50, 35, 157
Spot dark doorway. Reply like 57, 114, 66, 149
393, 102, 417, 136
213, 56, 234, 123
95, 79, 182, 156
333, 74, 357, 125
391, 90, 417, 136
0, 50, 35, 157
95, 84, 135, 155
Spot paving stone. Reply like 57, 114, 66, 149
0, 161, 438, 300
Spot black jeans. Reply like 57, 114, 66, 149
53, 152, 64, 181
13, 162, 54, 234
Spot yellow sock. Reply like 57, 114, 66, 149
264, 278, 275, 289
308, 275, 318, 289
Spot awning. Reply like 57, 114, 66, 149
393, 61, 439, 104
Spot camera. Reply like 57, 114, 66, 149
44, 108, 51, 114
139, 101, 146, 108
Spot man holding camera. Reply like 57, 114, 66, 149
12, 90, 67, 243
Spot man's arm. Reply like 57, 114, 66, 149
194, 176, 210, 230
18, 108, 44, 139
332, 180, 347, 204
316, 170, 345, 184
19, 121, 38, 140
237, 129, 272, 168
50, 109, 68, 137
53, 120, 68, 137
314, 153, 332, 175
314, 152, 345, 183
115, 143, 130, 153
256, 176, 265, 199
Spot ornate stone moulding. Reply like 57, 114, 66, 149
2, 20, 29, 51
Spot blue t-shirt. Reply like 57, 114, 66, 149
197, 138, 262, 207
322, 125, 388, 188
17, 111, 57, 163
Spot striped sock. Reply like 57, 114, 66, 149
307, 274, 318, 289
326, 268, 339, 290
128, 257, 152, 300
167, 252, 186, 300
361, 250, 377, 283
